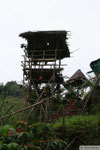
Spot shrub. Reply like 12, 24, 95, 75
54, 115, 100, 150
0, 122, 67, 150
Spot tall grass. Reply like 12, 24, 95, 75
53, 114, 99, 129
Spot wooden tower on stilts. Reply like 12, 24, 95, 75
19, 31, 70, 122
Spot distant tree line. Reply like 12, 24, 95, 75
0, 81, 23, 97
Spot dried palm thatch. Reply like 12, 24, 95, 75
67, 69, 87, 87
19, 30, 70, 60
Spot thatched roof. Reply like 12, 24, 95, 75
19, 30, 68, 39
68, 69, 87, 82
19, 30, 70, 59
66, 69, 87, 87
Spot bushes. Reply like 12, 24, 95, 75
0, 114, 100, 150
4, 81, 23, 97
0, 122, 67, 150
0, 81, 23, 98
0, 125, 18, 150
54, 114, 100, 150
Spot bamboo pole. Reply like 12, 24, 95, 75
81, 74, 100, 114
64, 137, 77, 150
0, 90, 69, 121
0, 96, 53, 120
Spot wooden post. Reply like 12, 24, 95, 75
39, 104, 42, 123
62, 108, 66, 128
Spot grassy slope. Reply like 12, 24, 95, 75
5, 96, 25, 111
53, 114, 100, 149
1, 96, 25, 125
2, 96, 100, 149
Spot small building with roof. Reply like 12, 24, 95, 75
67, 69, 87, 88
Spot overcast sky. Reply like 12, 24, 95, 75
0, 0, 100, 83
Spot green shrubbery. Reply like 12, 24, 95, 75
0, 122, 67, 150
0, 114, 100, 150
54, 114, 100, 149
0, 79, 100, 149
0, 81, 23, 98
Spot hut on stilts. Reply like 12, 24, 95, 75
19, 30, 70, 121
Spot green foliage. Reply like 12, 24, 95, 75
0, 125, 17, 150
0, 91, 7, 113
0, 93, 26, 125
0, 92, 15, 121
45, 140, 67, 150
0, 142, 18, 150
54, 114, 100, 150
53, 114, 99, 133
0, 77, 100, 149
65, 90, 77, 99
0, 114, 100, 150
0, 83, 5, 95
0, 122, 67, 150
0, 125, 16, 136
7, 142, 18, 150
0, 81, 23, 98
5, 81, 23, 97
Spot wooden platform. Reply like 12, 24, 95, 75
24, 68, 63, 84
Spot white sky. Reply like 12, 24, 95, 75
0, 0, 100, 83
